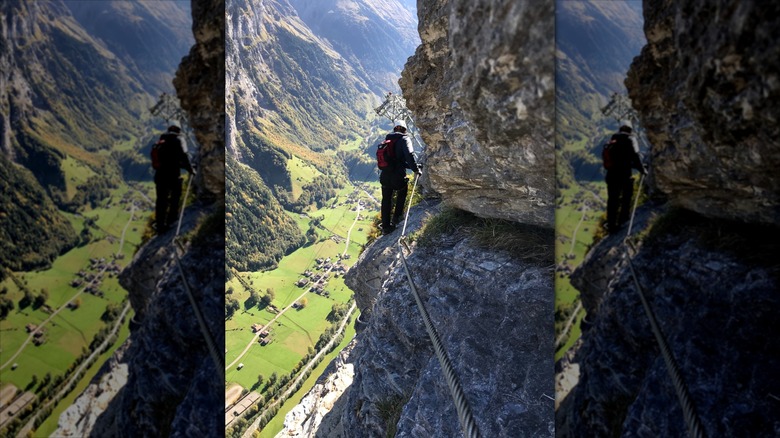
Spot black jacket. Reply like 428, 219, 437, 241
382, 132, 419, 174
606, 132, 643, 179
155, 132, 192, 176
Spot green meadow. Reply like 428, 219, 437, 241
554, 182, 605, 360
0, 182, 150, 430
225, 189, 372, 387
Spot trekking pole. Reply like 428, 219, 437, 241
176, 172, 194, 237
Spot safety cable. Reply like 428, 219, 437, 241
621, 174, 705, 438
167, 171, 223, 375
623, 173, 645, 239
395, 172, 482, 438
175, 173, 193, 236
173, 248, 224, 374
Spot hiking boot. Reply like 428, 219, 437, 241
381, 224, 396, 235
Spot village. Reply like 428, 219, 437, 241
243, 254, 351, 350
68, 257, 123, 299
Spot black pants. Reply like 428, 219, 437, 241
380, 171, 408, 227
155, 172, 182, 228
606, 174, 634, 230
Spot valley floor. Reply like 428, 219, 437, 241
224, 179, 380, 437
0, 182, 153, 436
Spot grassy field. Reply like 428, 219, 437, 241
554, 181, 605, 360
0, 184, 149, 405
61, 155, 97, 201
287, 155, 323, 200
225, 197, 370, 388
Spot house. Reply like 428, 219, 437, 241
259, 331, 269, 338
237, 363, 244, 370
25, 324, 37, 333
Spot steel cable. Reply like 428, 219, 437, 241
621, 175, 706, 438
395, 172, 482, 438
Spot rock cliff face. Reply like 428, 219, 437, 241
58, 1, 226, 436
175, 0, 225, 203
559, 2, 780, 436
322, 201, 554, 437
399, 0, 555, 227
625, 1, 780, 225
559, 208, 780, 437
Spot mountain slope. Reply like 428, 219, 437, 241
0, 0, 192, 271
288, 0, 418, 92
225, 0, 415, 272
63, 1, 194, 95
0, 157, 76, 271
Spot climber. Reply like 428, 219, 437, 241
151, 125, 193, 233
603, 123, 645, 234
379, 120, 421, 235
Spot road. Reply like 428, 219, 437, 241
342, 204, 362, 256
239, 302, 357, 435
116, 203, 136, 257
567, 206, 588, 258
555, 301, 583, 348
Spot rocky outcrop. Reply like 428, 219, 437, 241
625, 1, 780, 225
569, 203, 662, 313
559, 212, 780, 437
399, 0, 555, 227
321, 202, 554, 437
344, 200, 436, 319
276, 341, 357, 437
560, 2, 780, 436
174, 0, 225, 202
53, 344, 129, 436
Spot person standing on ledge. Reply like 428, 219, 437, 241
379, 120, 420, 235
151, 125, 193, 233
603, 123, 645, 234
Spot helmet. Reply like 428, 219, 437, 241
394, 120, 407, 130
168, 125, 182, 133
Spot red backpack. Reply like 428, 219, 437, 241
151, 140, 162, 170
376, 138, 398, 170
